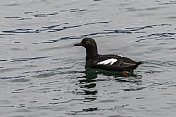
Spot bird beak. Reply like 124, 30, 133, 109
74, 42, 82, 46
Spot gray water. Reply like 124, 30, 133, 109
0, 0, 176, 117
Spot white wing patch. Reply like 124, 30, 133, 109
97, 58, 117, 65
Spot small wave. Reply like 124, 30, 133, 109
5, 12, 58, 19
46, 22, 109, 33
0, 33, 14, 36
4, 16, 32, 21
0, 60, 8, 62
136, 32, 176, 42
123, 87, 146, 91
0, 75, 25, 80
24, 11, 34, 14
67, 107, 98, 115
2, 21, 109, 35
2, 29, 41, 34
4, 16, 21, 19
33, 12, 58, 17
126, 24, 171, 31
18, 18, 32, 20
159, 1, 176, 5
11, 56, 49, 62
23, 65, 76, 76
10, 78, 30, 83
60, 8, 87, 13
138, 32, 176, 38
43, 23, 172, 43
69, 9, 87, 12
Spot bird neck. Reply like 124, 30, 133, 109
86, 47, 98, 60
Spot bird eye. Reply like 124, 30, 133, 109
86, 41, 90, 45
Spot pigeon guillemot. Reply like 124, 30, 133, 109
74, 38, 142, 72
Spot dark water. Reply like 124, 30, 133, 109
0, 0, 176, 117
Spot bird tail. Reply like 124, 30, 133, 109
137, 61, 143, 66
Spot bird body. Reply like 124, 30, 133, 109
74, 38, 142, 72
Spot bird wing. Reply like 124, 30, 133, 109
92, 55, 139, 71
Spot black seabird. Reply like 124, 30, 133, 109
74, 38, 142, 72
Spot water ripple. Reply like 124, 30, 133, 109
4, 11, 59, 20
10, 78, 30, 82
43, 23, 173, 43
24, 11, 34, 14
136, 32, 176, 42
126, 24, 171, 31
47, 21, 109, 33
2, 21, 109, 35
69, 9, 87, 12
43, 30, 130, 43
4, 16, 21, 19
68, 107, 98, 115
0, 59, 8, 62
33, 12, 58, 17
159, 1, 176, 5
23, 65, 76, 76
4, 16, 32, 21
3, 22, 170, 43
11, 56, 49, 62
2, 29, 40, 34
0, 33, 14, 36
0, 75, 25, 80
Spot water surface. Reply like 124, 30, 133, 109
0, 0, 176, 117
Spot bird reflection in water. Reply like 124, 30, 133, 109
77, 68, 141, 98
74, 68, 142, 113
